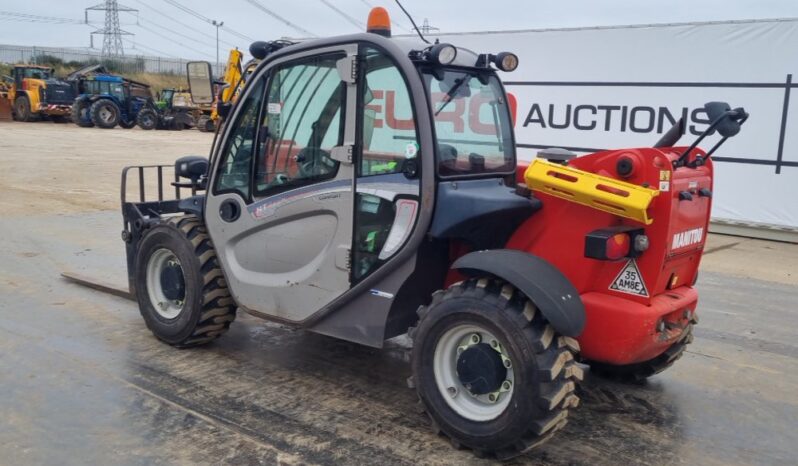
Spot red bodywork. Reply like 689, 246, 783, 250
506, 147, 712, 365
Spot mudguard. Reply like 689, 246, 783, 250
452, 249, 586, 337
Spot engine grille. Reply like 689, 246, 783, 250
44, 82, 75, 105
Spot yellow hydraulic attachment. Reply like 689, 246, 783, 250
524, 159, 660, 224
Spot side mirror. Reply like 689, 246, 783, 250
175, 156, 208, 182
186, 61, 214, 105
705, 101, 742, 138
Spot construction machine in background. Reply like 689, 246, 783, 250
72, 74, 154, 129
4, 65, 75, 122
0, 77, 12, 121
196, 48, 260, 132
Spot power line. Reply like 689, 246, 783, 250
123, 11, 216, 49
319, 0, 364, 30
123, 39, 179, 58
130, 0, 238, 48
241, 0, 316, 37
133, 22, 215, 59
161, 0, 255, 42
0, 11, 86, 24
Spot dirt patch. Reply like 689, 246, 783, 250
0, 121, 213, 216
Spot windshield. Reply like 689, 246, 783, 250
24, 68, 51, 80
422, 68, 515, 177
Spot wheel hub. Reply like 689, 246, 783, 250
433, 325, 515, 422
146, 248, 186, 320
159, 261, 185, 301
456, 343, 507, 395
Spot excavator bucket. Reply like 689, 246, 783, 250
0, 94, 12, 121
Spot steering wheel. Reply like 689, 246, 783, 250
297, 147, 336, 178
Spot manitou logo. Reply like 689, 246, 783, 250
672, 227, 704, 249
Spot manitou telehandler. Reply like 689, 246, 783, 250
113, 7, 747, 460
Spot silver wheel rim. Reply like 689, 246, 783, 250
146, 248, 185, 319
433, 324, 515, 422
99, 106, 114, 123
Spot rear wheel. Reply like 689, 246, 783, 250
135, 215, 237, 347
14, 95, 37, 122
410, 279, 583, 460
588, 324, 694, 382
90, 99, 120, 128
136, 109, 158, 130
71, 101, 94, 127
197, 115, 215, 132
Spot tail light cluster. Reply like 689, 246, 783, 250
585, 227, 649, 261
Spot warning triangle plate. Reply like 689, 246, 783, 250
609, 260, 649, 297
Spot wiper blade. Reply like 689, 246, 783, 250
434, 73, 469, 116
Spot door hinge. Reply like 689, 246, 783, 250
337, 55, 358, 84
331, 144, 354, 164
335, 245, 351, 271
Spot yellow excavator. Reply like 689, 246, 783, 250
196, 48, 259, 132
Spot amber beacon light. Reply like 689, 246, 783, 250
367, 7, 392, 37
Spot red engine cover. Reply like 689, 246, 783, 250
508, 147, 712, 365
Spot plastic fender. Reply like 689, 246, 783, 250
452, 249, 586, 337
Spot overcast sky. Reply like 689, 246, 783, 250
1, 0, 797, 61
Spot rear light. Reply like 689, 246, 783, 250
606, 233, 631, 260
585, 227, 645, 261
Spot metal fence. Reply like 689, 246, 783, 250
0, 44, 221, 76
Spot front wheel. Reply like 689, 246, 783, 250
136, 109, 158, 130
588, 324, 694, 382
410, 279, 583, 460
14, 95, 37, 122
135, 215, 237, 347
71, 101, 94, 127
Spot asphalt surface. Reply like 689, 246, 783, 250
1, 123, 797, 465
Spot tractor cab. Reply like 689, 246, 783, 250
179, 11, 535, 337
14, 65, 53, 84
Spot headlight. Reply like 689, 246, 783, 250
430, 43, 457, 66
494, 52, 519, 72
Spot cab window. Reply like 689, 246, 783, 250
213, 76, 266, 199
360, 47, 418, 177
254, 53, 344, 196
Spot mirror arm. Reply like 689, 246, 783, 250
675, 111, 733, 168
698, 113, 749, 163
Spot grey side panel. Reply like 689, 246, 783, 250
309, 255, 418, 347
452, 250, 586, 337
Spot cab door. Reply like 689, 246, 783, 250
205, 44, 358, 323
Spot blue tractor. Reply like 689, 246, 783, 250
71, 74, 157, 129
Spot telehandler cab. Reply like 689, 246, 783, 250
118, 6, 747, 459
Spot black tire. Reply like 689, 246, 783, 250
136, 109, 158, 130
588, 324, 694, 382
119, 119, 136, 129
410, 278, 583, 460
90, 99, 120, 129
51, 115, 70, 123
14, 95, 37, 122
71, 101, 94, 127
135, 215, 237, 347
197, 115, 214, 132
